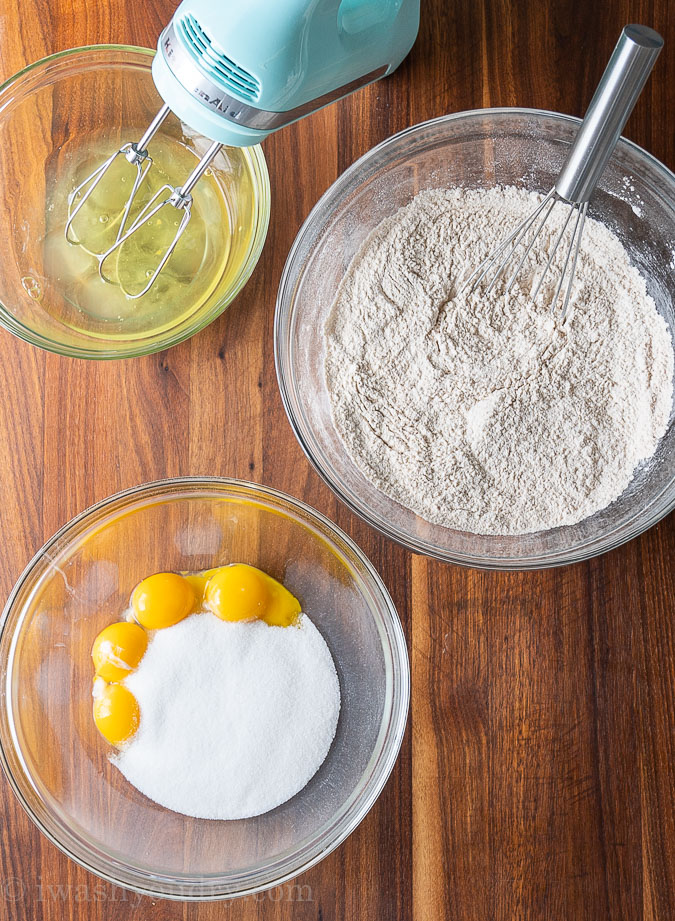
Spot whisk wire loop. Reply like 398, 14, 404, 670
95, 139, 222, 299
503, 197, 557, 295
64, 104, 172, 251
65, 145, 148, 246
460, 193, 589, 318
484, 192, 558, 297
98, 184, 193, 300
459, 189, 556, 297
560, 201, 588, 319
528, 198, 576, 306
116, 153, 155, 245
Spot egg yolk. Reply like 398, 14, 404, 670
205, 564, 301, 626
92, 681, 140, 746
131, 572, 195, 629
183, 568, 218, 599
91, 621, 148, 682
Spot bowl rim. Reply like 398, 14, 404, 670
0, 45, 271, 360
0, 476, 410, 899
274, 106, 675, 570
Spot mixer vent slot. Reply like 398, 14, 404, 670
177, 14, 261, 102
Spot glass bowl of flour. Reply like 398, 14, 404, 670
0, 478, 409, 899
275, 109, 675, 569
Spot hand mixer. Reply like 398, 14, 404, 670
461, 24, 663, 319
66, 0, 420, 298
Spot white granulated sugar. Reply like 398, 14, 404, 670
115, 612, 340, 820
324, 186, 674, 535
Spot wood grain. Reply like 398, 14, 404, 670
0, 0, 672, 919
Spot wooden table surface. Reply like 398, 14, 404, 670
0, 0, 674, 919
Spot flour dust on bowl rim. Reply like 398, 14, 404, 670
0, 477, 409, 900
274, 108, 675, 570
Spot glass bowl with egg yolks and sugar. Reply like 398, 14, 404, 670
0, 477, 408, 899
91, 566, 302, 747
0, 46, 269, 358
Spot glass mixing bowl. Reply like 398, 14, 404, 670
0, 478, 409, 899
275, 109, 675, 569
0, 46, 270, 358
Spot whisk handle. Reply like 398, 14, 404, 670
555, 24, 663, 204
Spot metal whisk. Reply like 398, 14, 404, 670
97, 137, 222, 299
65, 103, 171, 248
462, 24, 663, 318
64, 104, 222, 299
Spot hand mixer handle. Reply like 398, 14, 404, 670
555, 24, 663, 204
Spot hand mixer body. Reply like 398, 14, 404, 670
66, 0, 420, 297
152, 0, 421, 146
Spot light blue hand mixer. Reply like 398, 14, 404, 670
66, 0, 420, 297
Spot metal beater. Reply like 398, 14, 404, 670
65, 0, 421, 298
461, 24, 663, 318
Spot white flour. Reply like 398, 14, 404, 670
324, 187, 673, 535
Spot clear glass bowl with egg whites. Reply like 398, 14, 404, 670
0, 477, 409, 899
0, 46, 270, 359
275, 108, 675, 569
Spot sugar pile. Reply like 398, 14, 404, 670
115, 611, 340, 820
324, 186, 674, 535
